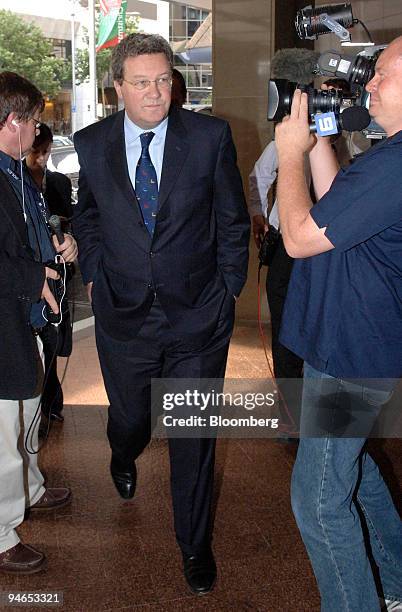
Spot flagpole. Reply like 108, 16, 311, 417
88, 0, 98, 124
70, 3, 77, 134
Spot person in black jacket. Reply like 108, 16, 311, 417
26, 124, 73, 222
26, 124, 74, 423
0, 72, 77, 575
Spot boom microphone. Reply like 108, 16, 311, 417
48, 214, 64, 245
271, 48, 320, 84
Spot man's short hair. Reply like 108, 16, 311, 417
32, 123, 53, 150
0, 72, 44, 127
111, 33, 173, 84
172, 69, 187, 96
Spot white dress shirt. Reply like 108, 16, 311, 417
248, 140, 311, 231
248, 140, 280, 229
124, 113, 169, 189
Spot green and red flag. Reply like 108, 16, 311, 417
96, 0, 127, 52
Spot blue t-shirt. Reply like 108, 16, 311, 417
280, 131, 402, 379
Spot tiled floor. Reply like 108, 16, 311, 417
7, 323, 402, 612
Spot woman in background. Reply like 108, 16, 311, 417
25, 124, 74, 425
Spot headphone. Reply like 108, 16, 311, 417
10, 118, 27, 221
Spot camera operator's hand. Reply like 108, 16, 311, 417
252, 214, 268, 248
275, 90, 316, 158
42, 267, 60, 314
52, 233, 78, 263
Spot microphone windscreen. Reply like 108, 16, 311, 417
340, 106, 371, 132
271, 48, 320, 84
48, 214, 61, 233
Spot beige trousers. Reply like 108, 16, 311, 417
0, 337, 46, 553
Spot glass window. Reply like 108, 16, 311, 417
187, 20, 200, 37
188, 89, 211, 105
187, 8, 201, 20
171, 4, 185, 19
49, 38, 71, 60
169, 5, 212, 105
172, 21, 187, 38
187, 69, 200, 88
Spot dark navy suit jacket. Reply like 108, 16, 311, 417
0, 172, 45, 399
73, 106, 250, 345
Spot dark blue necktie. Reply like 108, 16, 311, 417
135, 131, 158, 236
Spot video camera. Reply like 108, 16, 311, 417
268, 3, 386, 139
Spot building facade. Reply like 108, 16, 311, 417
0, 0, 171, 132
170, 2, 212, 106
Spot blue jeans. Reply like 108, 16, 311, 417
291, 363, 402, 611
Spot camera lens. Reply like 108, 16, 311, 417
307, 88, 340, 115
350, 56, 374, 86
268, 79, 297, 121
268, 80, 342, 122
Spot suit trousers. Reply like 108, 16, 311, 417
96, 296, 234, 555
0, 337, 46, 553
266, 236, 304, 427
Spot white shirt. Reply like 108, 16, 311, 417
248, 140, 279, 228
248, 140, 311, 231
124, 113, 169, 189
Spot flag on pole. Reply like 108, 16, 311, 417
96, 0, 127, 52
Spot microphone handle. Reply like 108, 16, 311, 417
48, 214, 64, 245
54, 229, 65, 245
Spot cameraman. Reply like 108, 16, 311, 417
275, 40, 402, 610
0, 72, 77, 574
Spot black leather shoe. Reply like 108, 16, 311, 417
183, 551, 217, 595
110, 457, 137, 499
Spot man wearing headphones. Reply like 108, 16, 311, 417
0, 72, 77, 574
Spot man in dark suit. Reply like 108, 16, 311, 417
73, 33, 249, 594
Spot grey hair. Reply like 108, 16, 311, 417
111, 33, 173, 83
